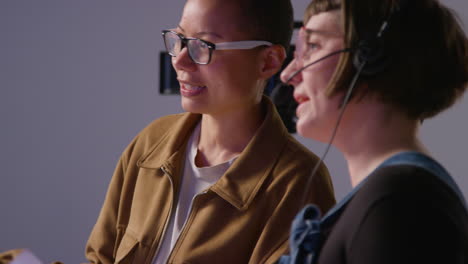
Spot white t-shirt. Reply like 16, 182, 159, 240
153, 122, 236, 264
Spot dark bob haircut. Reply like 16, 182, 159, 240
304, 0, 468, 120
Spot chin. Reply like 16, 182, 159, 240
296, 120, 313, 138
181, 98, 199, 113
296, 120, 329, 143
181, 98, 208, 114
297, 126, 313, 140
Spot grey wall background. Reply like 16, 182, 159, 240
1, 0, 467, 262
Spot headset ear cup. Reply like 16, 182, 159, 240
353, 38, 389, 76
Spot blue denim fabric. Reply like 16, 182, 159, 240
277, 151, 466, 264
277, 205, 322, 264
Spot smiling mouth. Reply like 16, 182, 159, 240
180, 83, 207, 96
294, 95, 309, 104
184, 85, 205, 91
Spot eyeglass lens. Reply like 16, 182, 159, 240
163, 31, 211, 64
164, 32, 182, 56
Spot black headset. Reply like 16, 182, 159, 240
351, 0, 408, 76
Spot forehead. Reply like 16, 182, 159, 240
304, 10, 342, 37
179, 0, 248, 40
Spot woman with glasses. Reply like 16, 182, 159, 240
278, 0, 468, 263
85, 0, 336, 263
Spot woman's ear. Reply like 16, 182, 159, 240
259, 44, 287, 79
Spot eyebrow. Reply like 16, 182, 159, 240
304, 28, 342, 38
177, 25, 224, 39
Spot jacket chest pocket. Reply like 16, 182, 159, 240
115, 232, 139, 264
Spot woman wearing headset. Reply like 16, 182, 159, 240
278, 0, 468, 263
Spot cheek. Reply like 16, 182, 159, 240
209, 56, 259, 91
302, 56, 339, 94
295, 97, 341, 142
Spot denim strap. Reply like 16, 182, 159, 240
278, 151, 466, 264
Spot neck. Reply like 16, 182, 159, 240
334, 101, 429, 187
195, 102, 265, 167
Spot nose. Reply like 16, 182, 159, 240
172, 47, 197, 72
280, 58, 302, 86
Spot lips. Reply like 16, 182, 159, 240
294, 94, 310, 118
179, 81, 207, 97
294, 94, 309, 104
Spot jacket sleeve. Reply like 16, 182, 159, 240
85, 153, 129, 264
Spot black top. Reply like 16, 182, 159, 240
317, 165, 468, 264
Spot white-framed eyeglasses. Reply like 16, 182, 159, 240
162, 30, 273, 65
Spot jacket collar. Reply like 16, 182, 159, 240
211, 97, 290, 210
138, 96, 290, 211
137, 113, 201, 170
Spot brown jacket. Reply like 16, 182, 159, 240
85, 98, 335, 264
